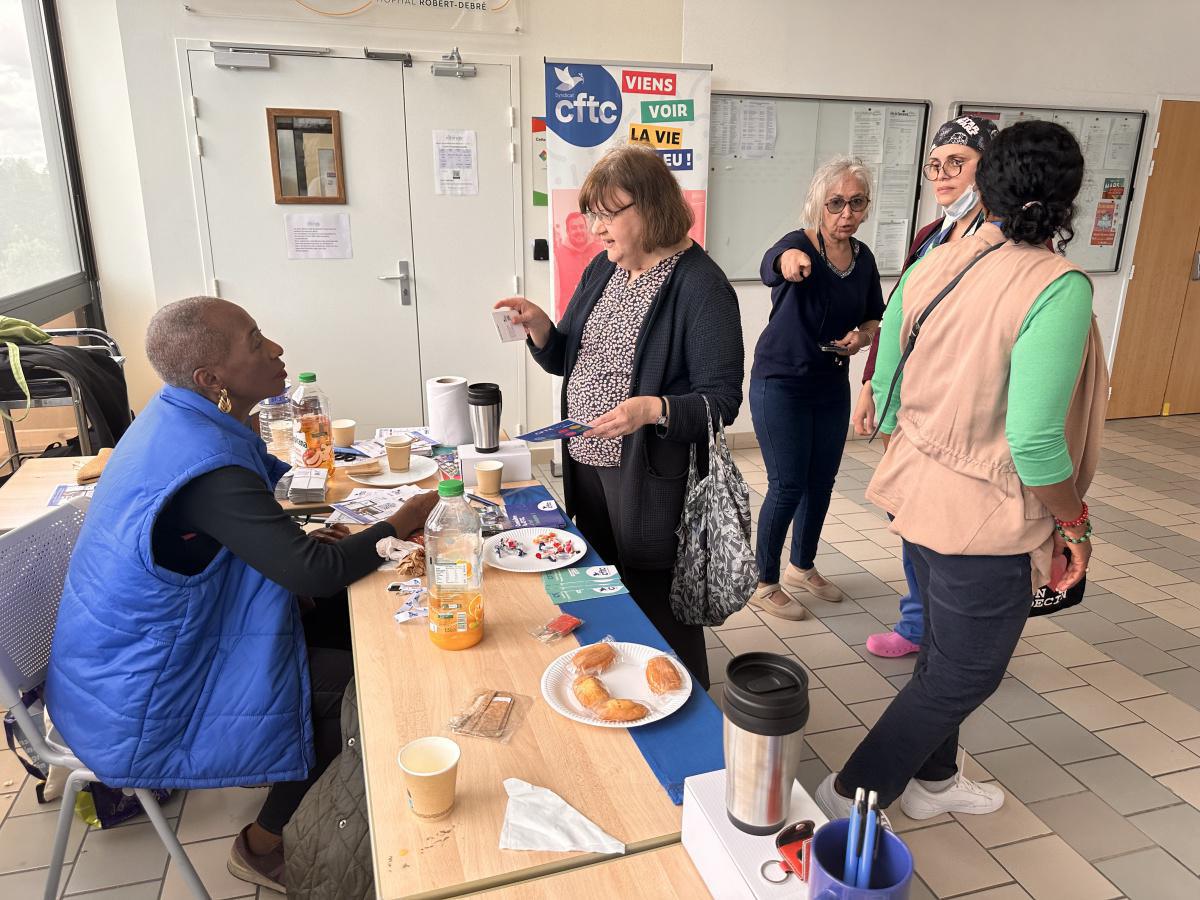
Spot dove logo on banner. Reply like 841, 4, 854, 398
547, 63, 622, 148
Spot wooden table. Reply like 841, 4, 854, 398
0, 456, 433, 531
348, 482, 686, 900
466, 845, 707, 898
0, 456, 90, 533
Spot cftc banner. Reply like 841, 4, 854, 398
544, 58, 712, 319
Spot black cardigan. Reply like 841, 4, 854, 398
530, 243, 744, 569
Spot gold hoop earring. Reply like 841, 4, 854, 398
217, 388, 233, 414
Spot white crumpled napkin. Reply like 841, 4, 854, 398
498, 778, 625, 855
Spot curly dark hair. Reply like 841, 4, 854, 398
976, 120, 1084, 254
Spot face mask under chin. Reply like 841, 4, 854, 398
942, 184, 980, 222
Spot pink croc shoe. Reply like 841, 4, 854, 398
865, 630, 920, 658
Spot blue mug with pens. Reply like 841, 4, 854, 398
810, 790, 912, 899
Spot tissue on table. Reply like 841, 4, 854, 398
499, 778, 624, 855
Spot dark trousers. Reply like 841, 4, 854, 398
750, 376, 850, 582
569, 460, 710, 690
838, 541, 1031, 807
256, 594, 353, 834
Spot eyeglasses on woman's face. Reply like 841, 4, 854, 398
923, 158, 967, 180
825, 195, 869, 215
584, 202, 636, 225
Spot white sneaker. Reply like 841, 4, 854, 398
900, 774, 1004, 819
814, 773, 892, 829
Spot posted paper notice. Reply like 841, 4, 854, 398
285, 213, 352, 260
433, 129, 479, 196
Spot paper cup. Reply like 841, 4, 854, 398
331, 418, 357, 447
475, 460, 503, 496
397, 736, 460, 820
385, 435, 413, 472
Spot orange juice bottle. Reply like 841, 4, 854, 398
290, 372, 333, 473
425, 479, 484, 650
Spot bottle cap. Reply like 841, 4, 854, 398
438, 479, 465, 497
298, 372, 316, 384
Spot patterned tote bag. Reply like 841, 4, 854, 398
669, 397, 758, 626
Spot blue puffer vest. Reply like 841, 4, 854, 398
46, 385, 313, 788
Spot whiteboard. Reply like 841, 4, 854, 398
954, 102, 1147, 273
706, 92, 930, 280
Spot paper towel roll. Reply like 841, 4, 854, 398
426, 376, 473, 447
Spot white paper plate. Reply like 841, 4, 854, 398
348, 454, 439, 487
540, 642, 692, 729
483, 527, 587, 573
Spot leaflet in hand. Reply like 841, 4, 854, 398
493, 308, 528, 343
516, 419, 593, 442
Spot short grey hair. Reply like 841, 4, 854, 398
801, 156, 873, 230
145, 296, 233, 391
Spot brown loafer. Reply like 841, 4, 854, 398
781, 564, 845, 603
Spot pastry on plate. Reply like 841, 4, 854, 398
645, 655, 683, 694
572, 674, 610, 709
572, 641, 617, 675
595, 698, 649, 723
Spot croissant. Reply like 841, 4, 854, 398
572, 641, 617, 675
645, 656, 683, 694
596, 699, 649, 722
572, 674, 610, 709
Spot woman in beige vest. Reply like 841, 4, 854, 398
815, 120, 1108, 821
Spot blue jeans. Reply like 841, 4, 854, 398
895, 545, 924, 643
750, 376, 850, 583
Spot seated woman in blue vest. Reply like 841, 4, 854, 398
46, 296, 437, 893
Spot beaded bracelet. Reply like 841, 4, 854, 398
1055, 502, 1089, 529
1055, 520, 1093, 544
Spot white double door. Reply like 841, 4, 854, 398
183, 46, 523, 434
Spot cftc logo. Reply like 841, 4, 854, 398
546, 64, 622, 148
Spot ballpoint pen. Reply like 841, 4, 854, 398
855, 790, 880, 888
844, 787, 865, 884
467, 493, 500, 507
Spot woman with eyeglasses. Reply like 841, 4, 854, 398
746, 157, 884, 621
495, 145, 743, 688
854, 115, 999, 658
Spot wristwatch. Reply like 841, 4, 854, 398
656, 397, 669, 431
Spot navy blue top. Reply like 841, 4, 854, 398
752, 229, 885, 383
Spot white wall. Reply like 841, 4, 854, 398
684, 0, 1200, 433
57, 0, 683, 420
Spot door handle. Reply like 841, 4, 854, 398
378, 260, 413, 305
1192, 251, 1200, 281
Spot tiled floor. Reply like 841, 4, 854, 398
4, 417, 1200, 897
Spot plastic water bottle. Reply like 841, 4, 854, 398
290, 372, 334, 472
425, 479, 484, 650
259, 387, 292, 462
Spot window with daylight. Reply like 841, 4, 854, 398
0, 0, 99, 325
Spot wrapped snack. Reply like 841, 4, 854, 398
529, 613, 584, 644
645, 655, 684, 695
448, 689, 530, 744
595, 698, 649, 723
571, 674, 610, 709
570, 639, 618, 676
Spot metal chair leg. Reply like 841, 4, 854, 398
134, 789, 210, 900
1, 411, 19, 474
44, 769, 88, 900
58, 370, 92, 456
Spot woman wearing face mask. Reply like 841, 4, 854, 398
855, 115, 998, 659
746, 157, 884, 620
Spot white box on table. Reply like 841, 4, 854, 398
682, 769, 828, 900
456, 440, 532, 487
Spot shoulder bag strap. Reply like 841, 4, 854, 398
870, 240, 1007, 442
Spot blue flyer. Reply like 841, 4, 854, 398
516, 419, 593, 442
502, 487, 569, 528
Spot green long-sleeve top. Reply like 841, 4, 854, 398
871, 264, 1093, 487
